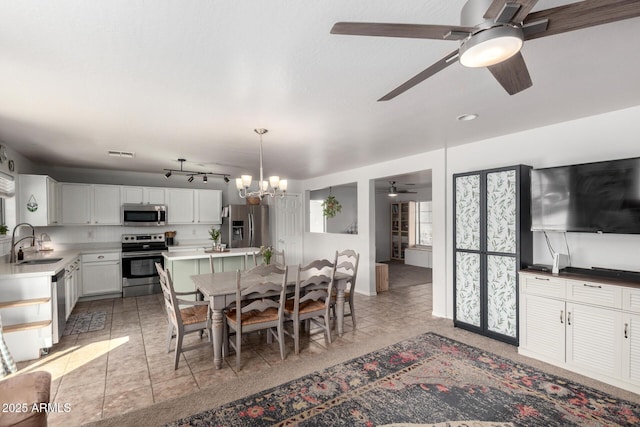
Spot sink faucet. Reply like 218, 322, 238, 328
10, 223, 36, 263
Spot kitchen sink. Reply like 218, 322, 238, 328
19, 258, 63, 265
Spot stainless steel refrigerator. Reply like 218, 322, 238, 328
220, 204, 270, 248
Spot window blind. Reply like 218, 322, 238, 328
0, 171, 15, 198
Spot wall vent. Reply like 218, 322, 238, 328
108, 150, 135, 158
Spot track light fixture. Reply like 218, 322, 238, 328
163, 158, 229, 183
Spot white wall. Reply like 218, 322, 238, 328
302, 149, 446, 304
444, 105, 640, 319
308, 185, 358, 234
0, 146, 39, 256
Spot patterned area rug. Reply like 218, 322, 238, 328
63, 311, 107, 335
166, 333, 640, 426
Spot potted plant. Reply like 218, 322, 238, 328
209, 227, 221, 249
322, 195, 342, 218
0, 224, 7, 236
260, 246, 273, 265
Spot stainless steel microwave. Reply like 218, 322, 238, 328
122, 204, 167, 226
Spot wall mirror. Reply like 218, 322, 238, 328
308, 182, 358, 234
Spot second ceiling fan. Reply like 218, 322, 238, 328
331, 0, 640, 100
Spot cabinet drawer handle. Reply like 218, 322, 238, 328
98, 255, 105, 259
560, 310, 564, 324
567, 312, 571, 325
583, 283, 602, 289
534, 277, 550, 281
625, 323, 629, 339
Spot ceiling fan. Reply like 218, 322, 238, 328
330, 0, 640, 100
387, 181, 417, 197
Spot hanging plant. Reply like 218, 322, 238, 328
322, 195, 342, 218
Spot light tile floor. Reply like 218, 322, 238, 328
15, 283, 433, 426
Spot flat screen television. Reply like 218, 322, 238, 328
531, 157, 640, 234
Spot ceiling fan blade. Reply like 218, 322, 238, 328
524, 0, 640, 41
484, 0, 540, 24
487, 52, 532, 95
378, 50, 459, 101
331, 22, 474, 41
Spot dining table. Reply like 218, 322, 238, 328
191, 266, 351, 370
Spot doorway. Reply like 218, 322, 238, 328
374, 171, 433, 290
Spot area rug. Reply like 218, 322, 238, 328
166, 333, 640, 426
62, 311, 107, 335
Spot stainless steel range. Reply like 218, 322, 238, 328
121, 233, 167, 297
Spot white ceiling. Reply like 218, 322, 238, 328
1, 1, 639, 180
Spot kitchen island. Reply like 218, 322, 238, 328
163, 247, 262, 296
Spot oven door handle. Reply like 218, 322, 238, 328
122, 251, 165, 258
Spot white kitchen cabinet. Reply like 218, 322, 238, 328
61, 184, 121, 225
18, 175, 61, 226
121, 186, 165, 204
61, 183, 92, 224
519, 271, 640, 394
81, 252, 121, 296
167, 189, 195, 224
64, 257, 81, 320
92, 185, 121, 224
196, 189, 222, 224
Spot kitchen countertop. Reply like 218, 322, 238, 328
0, 244, 122, 279
163, 247, 261, 261
0, 250, 81, 279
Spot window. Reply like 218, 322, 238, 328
416, 201, 432, 246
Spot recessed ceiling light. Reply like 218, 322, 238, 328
457, 113, 479, 121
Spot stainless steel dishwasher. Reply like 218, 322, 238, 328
52, 269, 66, 344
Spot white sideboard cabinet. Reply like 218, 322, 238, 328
519, 271, 640, 394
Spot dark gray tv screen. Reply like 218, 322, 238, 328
531, 157, 640, 234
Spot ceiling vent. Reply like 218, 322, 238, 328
108, 150, 135, 158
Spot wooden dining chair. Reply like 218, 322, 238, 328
155, 263, 211, 370
209, 254, 215, 273
334, 249, 360, 329
272, 249, 285, 267
224, 264, 289, 371
245, 251, 258, 270
284, 259, 336, 355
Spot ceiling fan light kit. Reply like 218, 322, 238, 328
459, 25, 523, 68
331, 0, 640, 100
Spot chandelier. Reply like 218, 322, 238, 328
236, 128, 287, 199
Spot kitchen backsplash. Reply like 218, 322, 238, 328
1, 223, 220, 256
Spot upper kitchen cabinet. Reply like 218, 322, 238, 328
196, 189, 222, 224
166, 189, 222, 224
18, 174, 61, 226
121, 186, 165, 205
61, 183, 121, 225
166, 189, 195, 224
